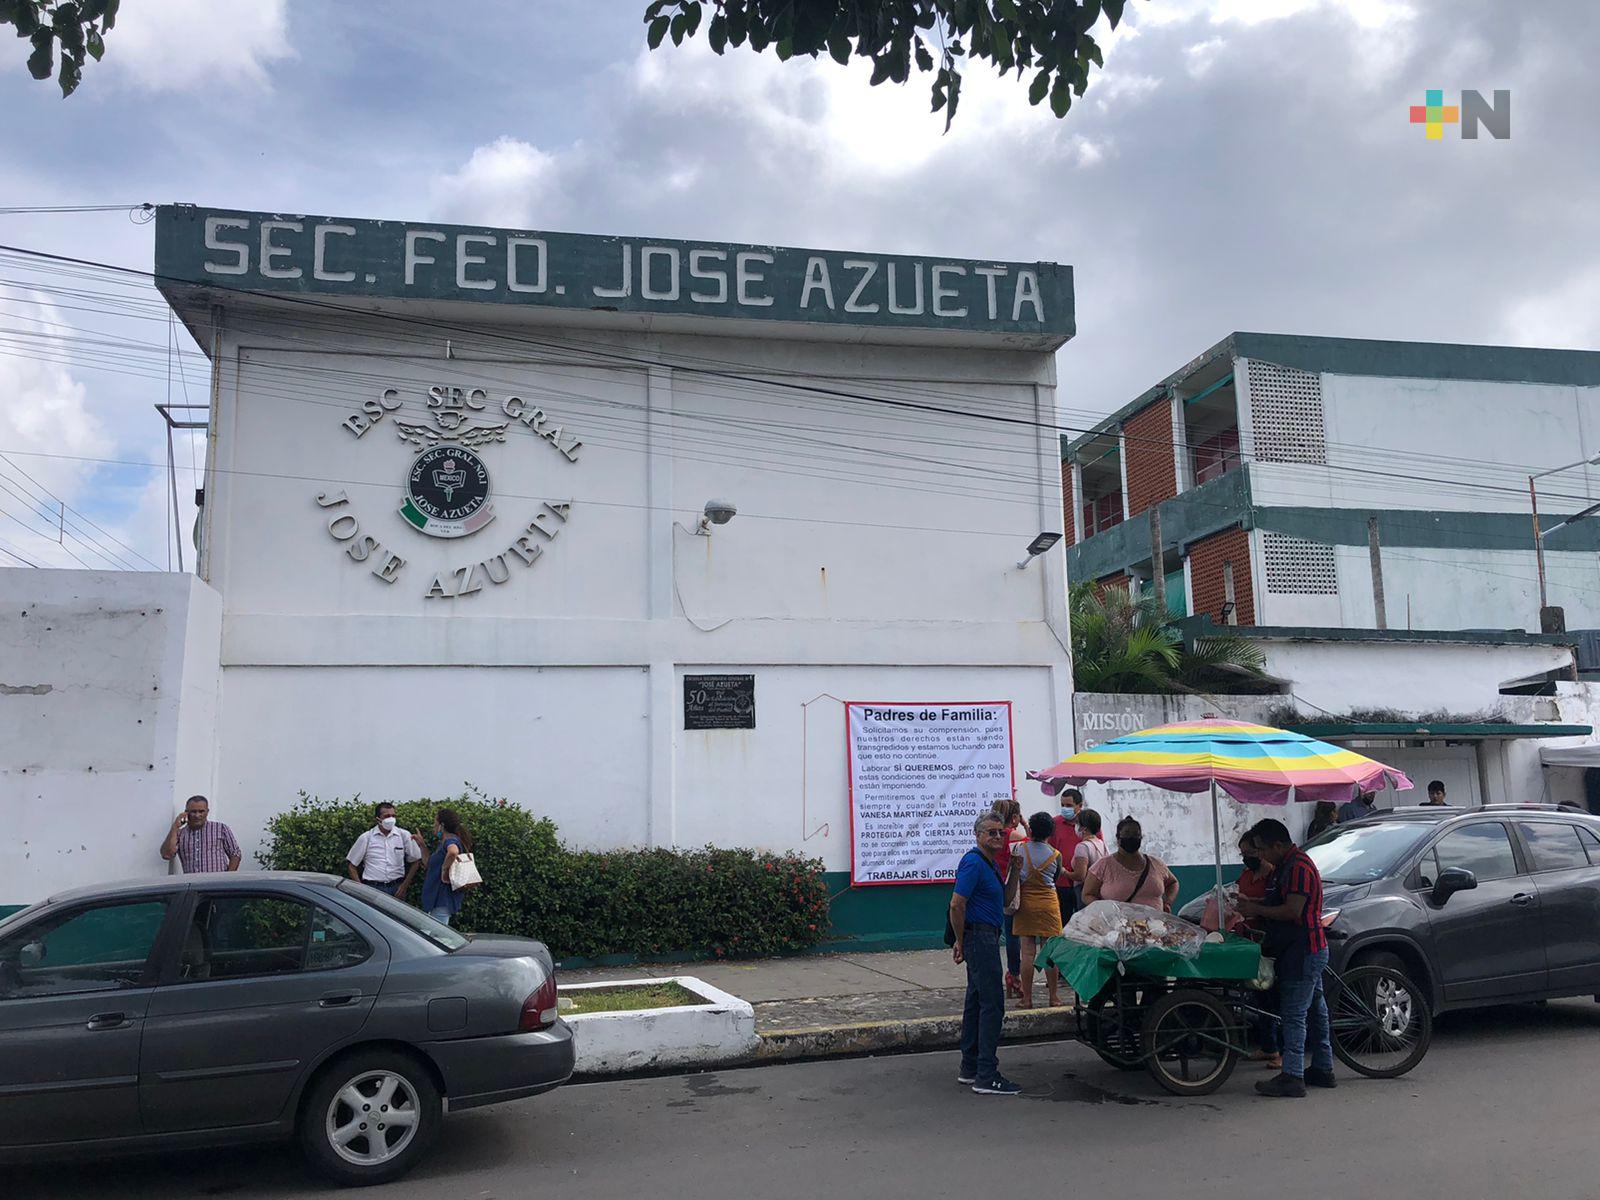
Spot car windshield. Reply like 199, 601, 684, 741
337, 880, 469, 951
1304, 821, 1433, 884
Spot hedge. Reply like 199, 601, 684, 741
258, 789, 832, 960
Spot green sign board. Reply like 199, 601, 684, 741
154, 205, 1073, 341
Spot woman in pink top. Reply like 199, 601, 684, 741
1083, 816, 1180, 911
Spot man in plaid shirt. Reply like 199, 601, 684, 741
1238, 817, 1335, 1098
160, 795, 242, 873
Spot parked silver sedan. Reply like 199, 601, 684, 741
0, 872, 573, 1185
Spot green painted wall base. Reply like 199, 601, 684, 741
0, 905, 22, 921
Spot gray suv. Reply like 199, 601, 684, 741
1189, 806, 1600, 1014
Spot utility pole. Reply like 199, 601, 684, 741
1148, 506, 1165, 615
1367, 515, 1387, 630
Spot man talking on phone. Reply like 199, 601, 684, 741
160, 795, 242, 873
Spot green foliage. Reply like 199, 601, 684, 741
1070, 581, 1269, 695
258, 787, 832, 961
641, 0, 1134, 128
2, 0, 117, 97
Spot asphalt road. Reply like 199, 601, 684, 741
16, 999, 1600, 1199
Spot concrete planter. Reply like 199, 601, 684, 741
560, 976, 757, 1076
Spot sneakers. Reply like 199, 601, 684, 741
1254, 1072, 1307, 1098
1305, 1067, 1338, 1089
971, 1075, 1022, 1096
957, 1073, 976, 1084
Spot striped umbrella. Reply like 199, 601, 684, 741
1032, 718, 1413, 920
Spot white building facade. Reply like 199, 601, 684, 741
0, 206, 1078, 941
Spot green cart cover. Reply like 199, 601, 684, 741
1037, 933, 1263, 1001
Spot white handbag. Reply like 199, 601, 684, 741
449, 850, 483, 892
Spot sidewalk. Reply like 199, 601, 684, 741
560, 949, 1077, 1067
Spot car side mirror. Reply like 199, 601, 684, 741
1431, 867, 1477, 906
17, 942, 45, 969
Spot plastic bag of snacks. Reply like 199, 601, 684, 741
1064, 899, 1208, 961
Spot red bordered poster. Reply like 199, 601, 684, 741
846, 701, 1016, 887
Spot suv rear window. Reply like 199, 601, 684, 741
1519, 822, 1590, 872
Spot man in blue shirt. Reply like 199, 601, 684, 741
950, 812, 1020, 1095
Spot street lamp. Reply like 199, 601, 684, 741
1016, 531, 1062, 569
1529, 452, 1600, 628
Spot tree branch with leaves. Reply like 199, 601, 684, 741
2, 0, 116, 96
642, 0, 1132, 128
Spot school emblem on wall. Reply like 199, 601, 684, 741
401, 445, 494, 538
314, 384, 583, 598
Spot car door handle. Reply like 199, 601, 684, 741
85, 1012, 130, 1031
318, 991, 361, 1008
1510, 893, 1534, 907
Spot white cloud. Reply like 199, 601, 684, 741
430, 137, 572, 229
0, 290, 121, 569
104, 0, 293, 94
1503, 266, 1600, 349
1184, 36, 1227, 78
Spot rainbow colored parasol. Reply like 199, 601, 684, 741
1032, 718, 1413, 920
1034, 717, 1414, 806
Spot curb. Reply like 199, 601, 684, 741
752, 1005, 1078, 1064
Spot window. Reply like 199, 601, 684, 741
1306, 822, 1431, 884
1420, 823, 1518, 887
1519, 823, 1590, 872
180, 896, 371, 982
0, 899, 169, 1000
183, 895, 312, 982
306, 907, 372, 972
339, 880, 468, 951
1082, 491, 1124, 537
1192, 427, 1241, 486
1578, 826, 1600, 865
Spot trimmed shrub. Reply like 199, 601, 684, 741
258, 789, 831, 960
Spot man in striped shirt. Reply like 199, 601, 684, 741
160, 795, 242, 874
1238, 817, 1334, 1098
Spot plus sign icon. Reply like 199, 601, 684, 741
1410, 89, 1510, 140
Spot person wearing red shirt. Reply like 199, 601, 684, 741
1238, 818, 1334, 1098
1048, 788, 1085, 921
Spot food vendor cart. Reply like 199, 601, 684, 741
1030, 718, 1429, 1095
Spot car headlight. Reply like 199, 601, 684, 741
1319, 907, 1341, 928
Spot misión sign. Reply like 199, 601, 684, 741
155, 205, 1074, 340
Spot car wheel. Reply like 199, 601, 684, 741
298, 1048, 442, 1187
1353, 950, 1419, 997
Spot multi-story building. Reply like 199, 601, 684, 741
1063, 332, 1600, 633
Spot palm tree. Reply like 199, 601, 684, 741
1069, 582, 1270, 695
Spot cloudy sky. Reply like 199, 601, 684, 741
0, 0, 1591, 570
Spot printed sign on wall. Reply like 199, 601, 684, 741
846, 702, 1014, 886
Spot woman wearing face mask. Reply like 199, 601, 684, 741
1082, 816, 1180, 912
992, 797, 1028, 999
420, 808, 473, 926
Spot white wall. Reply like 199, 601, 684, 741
1260, 638, 1573, 717
189, 308, 1075, 885
0, 570, 221, 905
1250, 374, 1600, 515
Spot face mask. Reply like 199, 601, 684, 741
1242, 854, 1262, 872
379, 817, 396, 832
1118, 834, 1142, 854
1061, 805, 1077, 819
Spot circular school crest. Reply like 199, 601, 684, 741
399, 444, 495, 538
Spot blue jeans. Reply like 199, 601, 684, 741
1277, 947, 1333, 1078
959, 923, 1005, 1084
1003, 913, 1021, 977
428, 905, 453, 926
366, 879, 403, 897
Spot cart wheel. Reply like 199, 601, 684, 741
1327, 964, 1431, 1078
1083, 990, 1144, 1071
1141, 989, 1239, 1097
